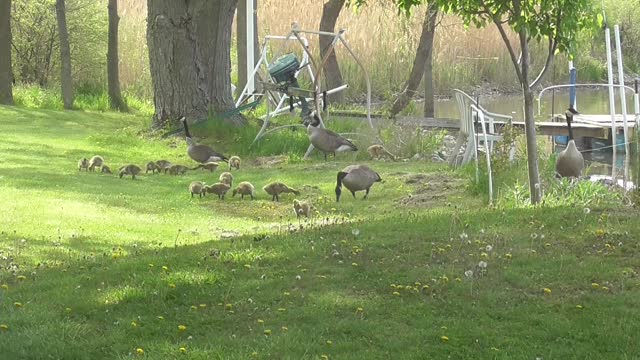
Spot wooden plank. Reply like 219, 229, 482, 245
396, 116, 459, 128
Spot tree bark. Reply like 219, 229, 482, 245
147, 0, 243, 129
390, 5, 437, 117
423, 9, 436, 118
55, 0, 74, 109
519, 31, 542, 204
0, 0, 13, 105
107, 0, 127, 111
319, 0, 345, 104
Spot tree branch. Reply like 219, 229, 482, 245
528, 36, 557, 89
488, 12, 524, 83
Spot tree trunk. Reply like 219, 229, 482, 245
0, 0, 13, 105
390, 5, 437, 117
55, 0, 74, 109
236, 0, 260, 98
107, 0, 127, 111
520, 38, 542, 204
319, 0, 345, 104
423, 11, 436, 118
147, 0, 243, 129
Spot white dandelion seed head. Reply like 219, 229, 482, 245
464, 270, 474, 278
352, 229, 360, 237
459, 232, 468, 240
478, 261, 488, 269
583, 208, 591, 214
485, 245, 493, 252
540, 234, 545, 240
534, 183, 540, 189
530, 233, 538, 239
295, 275, 301, 280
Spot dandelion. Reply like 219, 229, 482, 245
351, 262, 358, 267
179, 347, 187, 353
422, 285, 430, 290
491, 347, 500, 351
190, 305, 197, 310
225, 304, 233, 310
544, 243, 551, 247
602, 286, 609, 291
131, 321, 138, 327
157, 316, 165, 320
136, 348, 144, 355
531, 249, 537, 254
162, 266, 169, 272
440, 335, 449, 342
356, 307, 363, 312
478, 261, 488, 269
1, 284, 8, 290
576, 305, 584, 309
326, 340, 333, 345
282, 326, 288, 332
0, 324, 8, 331
480, 252, 488, 258
17, 275, 26, 281
13, 302, 22, 308
485, 245, 493, 252
321, 355, 329, 360
543, 288, 552, 294
199, 304, 206, 308
178, 325, 187, 331
530, 233, 538, 239
244, 264, 251, 269
505, 253, 512, 259
295, 275, 301, 280
148, 264, 154, 268
251, 351, 258, 356
168, 283, 176, 289
591, 283, 600, 289
283, 291, 290, 296
65, 307, 72, 313
257, 319, 264, 324
464, 270, 473, 278
278, 308, 286, 312
393, 291, 400, 296
455, 277, 462, 282
583, 208, 591, 215
264, 329, 272, 335
459, 232, 468, 240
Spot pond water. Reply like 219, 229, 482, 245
427, 88, 638, 185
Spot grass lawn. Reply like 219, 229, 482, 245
1, 105, 639, 359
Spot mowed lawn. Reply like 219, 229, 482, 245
1, 105, 640, 359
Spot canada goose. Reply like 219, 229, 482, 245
367, 144, 396, 161
305, 113, 357, 160
555, 107, 585, 178
101, 165, 112, 174
335, 164, 382, 202
146, 161, 160, 174
78, 158, 89, 171
168, 164, 189, 175
232, 181, 255, 200
88, 155, 104, 171
181, 116, 229, 163
229, 156, 241, 170
189, 181, 205, 198
219, 172, 233, 187
119, 164, 142, 180
193, 162, 219, 172
204, 183, 231, 199
155, 160, 172, 173
293, 199, 312, 218
263, 182, 300, 202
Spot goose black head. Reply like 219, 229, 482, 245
302, 111, 321, 128
565, 107, 578, 121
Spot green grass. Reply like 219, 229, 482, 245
1, 105, 640, 359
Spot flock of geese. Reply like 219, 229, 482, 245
76, 113, 385, 219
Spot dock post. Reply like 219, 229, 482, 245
605, 27, 617, 178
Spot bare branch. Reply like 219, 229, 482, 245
487, 12, 524, 83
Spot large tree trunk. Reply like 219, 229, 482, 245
55, 0, 74, 109
520, 37, 541, 204
147, 0, 243, 129
319, 0, 345, 104
423, 14, 436, 118
107, 0, 127, 111
0, 0, 13, 105
390, 5, 437, 117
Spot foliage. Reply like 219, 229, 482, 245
1, 107, 640, 358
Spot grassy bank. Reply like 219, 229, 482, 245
1, 106, 640, 359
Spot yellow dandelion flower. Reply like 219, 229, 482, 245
162, 266, 169, 271
148, 263, 154, 268
157, 316, 165, 320
199, 304, 207, 308
190, 305, 197, 310
602, 286, 609, 291
390, 284, 397, 288
356, 307, 363, 312
351, 262, 358, 267
168, 283, 176, 288
491, 347, 500, 351
392, 291, 400, 296
480, 252, 488, 258
340, 240, 347, 245
455, 277, 462, 282
440, 335, 449, 342
179, 347, 187, 353
251, 351, 258, 357
326, 340, 333, 345
1, 284, 8, 290
178, 325, 187, 331
17, 275, 26, 281
321, 355, 329, 360
591, 283, 600, 289
135, 348, 144, 355
441, 326, 447, 330
65, 307, 72, 313
244, 264, 251, 269
225, 303, 233, 310
531, 249, 537, 254
283, 291, 290, 296
576, 305, 584, 309
543, 288, 552, 294
13, 302, 22, 308
264, 329, 272, 335
282, 326, 288, 332
505, 253, 512, 259
278, 308, 286, 312
0, 324, 8, 331
131, 321, 138, 327
544, 243, 551, 247
422, 285, 430, 290
257, 319, 264, 324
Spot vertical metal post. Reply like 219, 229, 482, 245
246, 0, 255, 102
614, 26, 630, 155
605, 27, 618, 178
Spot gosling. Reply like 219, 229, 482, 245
101, 165, 112, 174
155, 160, 172, 173
232, 181, 255, 200
168, 164, 189, 175
119, 164, 142, 180
367, 144, 396, 161
189, 181, 205, 198
293, 199, 313, 218
229, 156, 241, 170
219, 172, 233, 187
146, 161, 161, 174
88, 155, 104, 171
263, 181, 300, 202
78, 158, 89, 171
205, 183, 231, 199
192, 162, 219, 172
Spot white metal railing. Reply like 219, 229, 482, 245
470, 104, 494, 204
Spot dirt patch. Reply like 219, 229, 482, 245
253, 155, 289, 167
398, 172, 465, 207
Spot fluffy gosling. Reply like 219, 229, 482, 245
88, 155, 104, 171
263, 181, 300, 202
219, 172, 233, 187
78, 158, 89, 171
229, 156, 241, 170
293, 199, 313, 218
189, 181, 205, 198
232, 181, 255, 200
204, 183, 231, 199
